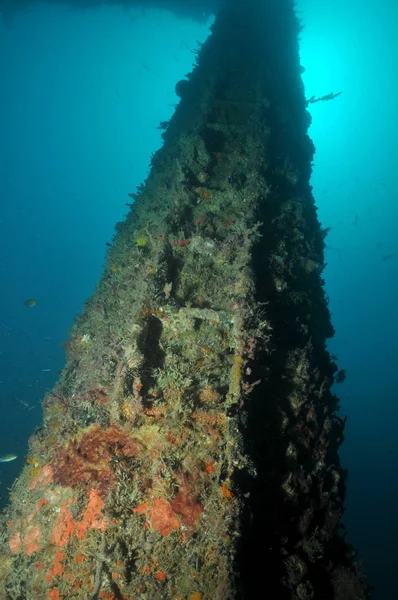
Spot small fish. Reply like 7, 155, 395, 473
24, 298, 37, 307
0, 454, 17, 463
381, 253, 398, 263
18, 399, 30, 407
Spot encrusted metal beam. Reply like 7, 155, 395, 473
0, 1, 369, 599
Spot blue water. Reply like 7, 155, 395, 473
1, 1, 397, 598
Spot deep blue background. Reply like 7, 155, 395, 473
1, 1, 397, 597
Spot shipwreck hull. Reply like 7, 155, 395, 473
0, 1, 369, 599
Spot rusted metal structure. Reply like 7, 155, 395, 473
0, 1, 370, 598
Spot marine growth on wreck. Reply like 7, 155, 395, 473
0, 1, 370, 599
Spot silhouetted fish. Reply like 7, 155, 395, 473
380, 253, 398, 262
